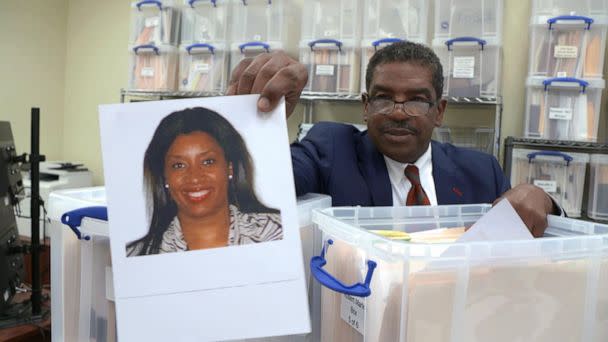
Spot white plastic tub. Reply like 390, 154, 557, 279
178, 42, 228, 92
312, 204, 608, 342
434, 0, 503, 40
301, 0, 362, 42
433, 36, 501, 98
130, 0, 180, 46
180, 0, 229, 45
532, 0, 608, 19
128, 44, 178, 91
528, 15, 607, 79
231, 0, 285, 45
524, 76, 604, 142
49, 187, 331, 342
300, 39, 360, 94
587, 154, 608, 221
510, 148, 590, 217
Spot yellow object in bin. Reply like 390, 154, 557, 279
370, 230, 411, 241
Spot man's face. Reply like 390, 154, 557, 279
363, 62, 446, 163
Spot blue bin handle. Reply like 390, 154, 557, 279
445, 36, 487, 51
527, 151, 573, 166
61, 206, 108, 241
133, 44, 160, 55
310, 239, 377, 297
186, 43, 215, 55
542, 77, 588, 93
239, 41, 270, 53
189, 0, 217, 7
548, 15, 594, 30
136, 0, 162, 11
241, 0, 271, 5
372, 38, 403, 50
308, 39, 343, 52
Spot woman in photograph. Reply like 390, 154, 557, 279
127, 107, 282, 256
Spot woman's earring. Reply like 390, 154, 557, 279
164, 184, 169, 189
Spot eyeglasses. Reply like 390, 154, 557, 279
367, 96, 436, 116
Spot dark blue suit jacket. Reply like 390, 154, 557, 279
291, 122, 510, 206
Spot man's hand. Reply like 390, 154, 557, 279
493, 184, 555, 238
225, 51, 308, 117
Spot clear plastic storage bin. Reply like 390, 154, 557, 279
178, 43, 228, 92
433, 126, 495, 154
532, 0, 608, 19
528, 15, 607, 79
231, 0, 285, 46
301, 0, 362, 42
433, 37, 501, 97
50, 187, 332, 342
360, 38, 404, 92
300, 39, 360, 94
311, 204, 608, 342
128, 44, 178, 91
524, 76, 604, 142
229, 41, 283, 76
180, 0, 229, 45
587, 154, 608, 221
434, 0, 503, 39
362, 0, 428, 43
510, 148, 589, 217
130, 0, 181, 46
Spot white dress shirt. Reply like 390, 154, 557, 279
383, 144, 438, 206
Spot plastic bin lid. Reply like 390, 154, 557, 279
432, 36, 501, 47
526, 76, 606, 89
512, 148, 590, 164
181, 0, 227, 6
530, 14, 608, 26
230, 41, 284, 52
299, 38, 358, 50
129, 44, 178, 54
47, 186, 107, 221
180, 42, 227, 53
131, 0, 178, 9
590, 154, 608, 164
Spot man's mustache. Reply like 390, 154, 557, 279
380, 121, 419, 134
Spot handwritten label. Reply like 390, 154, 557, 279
193, 62, 210, 73
549, 107, 573, 120
341, 294, 365, 335
452, 56, 475, 78
141, 67, 155, 77
534, 180, 557, 193
554, 45, 578, 58
144, 16, 160, 28
316, 64, 335, 76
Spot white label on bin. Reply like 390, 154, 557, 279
324, 30, 338, 37
534, 180, 557, 193
452, 56, 475, 79
557, 71, 567, 77
549, 107, 573, 120
554, 45, 578, 58
145, 16, 160, 28
141, 67, 155, 77
316, 64, 335, 76
341, 294, 365, 335
193, 62, 210, 73
253, 34, 262, 41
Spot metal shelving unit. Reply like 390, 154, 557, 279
120, 89, 504, 157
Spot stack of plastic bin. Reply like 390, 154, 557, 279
433, 126, 495, 154
509, 148, 589, 217
299, 0, 362, 94
432, 0, 503, 98
128, 0, 180, 91
311, 204, 608, 341
524, 1, 607, 142
359, 0, 428, 92
178, 0, 230, 92
229, 0, 286, 77
587, 154, 608, 221
49, 187, 331, 342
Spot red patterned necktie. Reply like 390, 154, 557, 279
404, 165, 431, 206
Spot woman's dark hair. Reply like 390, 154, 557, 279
128, 106, 279, 255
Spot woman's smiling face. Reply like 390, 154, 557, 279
164, 131, 232, 220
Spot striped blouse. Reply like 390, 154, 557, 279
127, 205, 282, 255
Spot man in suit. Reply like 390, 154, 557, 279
226, 41, 558, 237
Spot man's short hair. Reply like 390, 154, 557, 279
365, 41, 444, 99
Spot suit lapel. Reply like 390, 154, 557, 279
432, 141, 467, 205
357, 133, 392, 206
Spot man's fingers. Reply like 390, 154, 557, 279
236, 53, 274, 95
226, 57, 255, 95
259, 63, 308, 114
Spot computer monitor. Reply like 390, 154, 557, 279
0, 121, 25, 316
